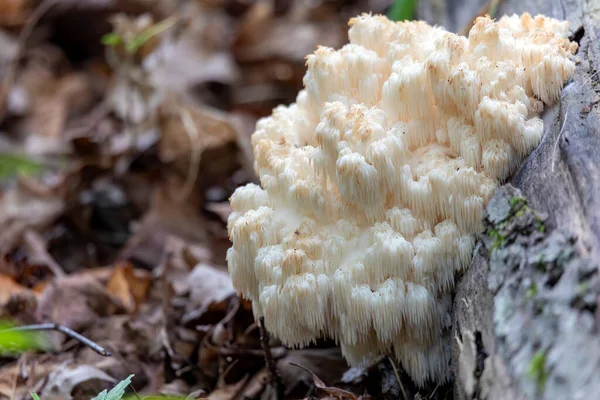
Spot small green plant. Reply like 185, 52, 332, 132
525, 282, 538, 298
0, 320, 47, 355
527, 350, 548, 392
489, 229, 505, 251
388, 0, 418, 22
90, 374, 134, 400
0, 153, 43, 181
101, 17, 176, 55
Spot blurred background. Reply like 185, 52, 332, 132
0, 0, 487, 399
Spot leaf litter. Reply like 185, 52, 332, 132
0, 0, 419, 399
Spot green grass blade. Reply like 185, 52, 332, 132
388, 0, 418, 22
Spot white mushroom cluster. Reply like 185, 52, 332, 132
226, 13, 577, 385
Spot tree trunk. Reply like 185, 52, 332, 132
417, 0, 600, 398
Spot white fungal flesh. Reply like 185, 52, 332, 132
226, 13, 577, 386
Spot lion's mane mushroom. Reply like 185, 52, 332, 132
226, 13, 577, 386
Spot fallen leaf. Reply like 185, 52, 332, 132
22, 229, 65, 278
0, 275, 27, 307
198, 375, 248, 400
289, 361, 357, 400
36, 274, 124, 333
147, 2, 239, 93
0, 354, 71, 399
106, 262, 152, 313
39, 364, 117, 400
157, 95, 240, 191
186, 263, 234, 311
0, 0, 29, 27
277, 348, 350, 398
0, 177, 65, 253
183, 263, 234, 323
19, 68, 95, 156
118, 175, 211, 268
205, 202, 231, 223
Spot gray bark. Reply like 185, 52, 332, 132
416, 0, 600, 399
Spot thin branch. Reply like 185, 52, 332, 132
0, 323, 111, 356
258, 316, 285, 400
177, 105, 203, 202
0, 0, 57, 123
387, 356, 407, 400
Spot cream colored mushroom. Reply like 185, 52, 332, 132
227, 13, 577, 386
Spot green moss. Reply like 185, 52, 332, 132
525, 282, 538, 298
577, 282, 590, 295
509, 196, 528, 211
489, 229, 505, 251
536, 217, 546, 233
527, 350, 548, 392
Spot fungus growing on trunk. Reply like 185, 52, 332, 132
226, 13, 577, 386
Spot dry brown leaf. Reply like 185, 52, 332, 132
184, 263, 234, 318
289, 361, 357, 400
240, 368, 269, 399
39, 364, 117, 400
0, 274, 28, 307
205, 202, 232, 223
198, 375, 248, 400
36, 274, 124, 332
106, 261, 153, 313
118, 175, 211, 268
0, 354, 72, 399
233, 1, 346, 63
0, 0, 29, 27
277, 348, 351, 398
147, 2, 239, 92
157, 95, 240, 190
0, 177, 65, 254
22, 229, 65, 277
18, 68, 95, 155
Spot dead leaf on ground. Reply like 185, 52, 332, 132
0, 353, 72, 399
106, 261, 152, 313
157, 95, 240, 191
184, 263, 234, 319
0, 177, 65, 254
0, 274, 29, 308
21, 229, 65, 278
205, 202, 232, 224
36, 273, 125, 333
147, 2, 239, 93
0, 0, 29, 27
233, 2, 346, 63
289, 360, 357, 400
18, 68, 95, 156
198, 375, 248, 400
118, 175, 211, 268
277, 348, 350, 398
38, 363, 117, 400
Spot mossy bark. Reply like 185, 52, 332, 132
415, 0, 600, 398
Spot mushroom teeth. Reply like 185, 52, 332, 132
226, 12, 577, 387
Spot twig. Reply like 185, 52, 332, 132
177, 105, 203, 202
0, 323, 111, 356
258, 316, 285, 400
0, 0, 57, 123
387, 356, 407, 400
